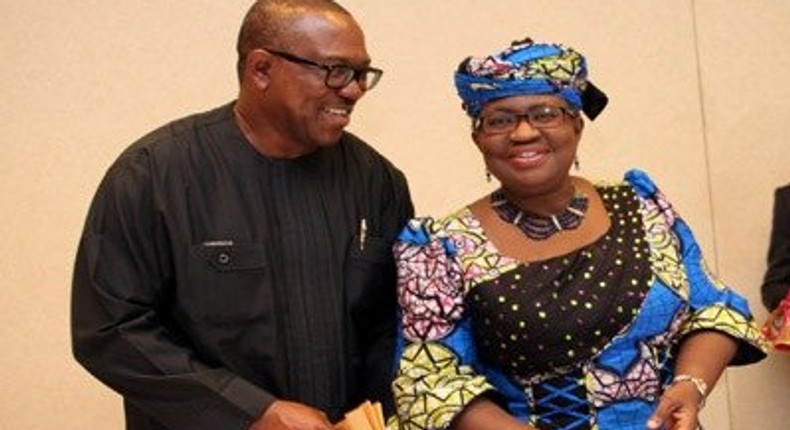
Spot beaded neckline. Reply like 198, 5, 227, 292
490, 188, 589, 240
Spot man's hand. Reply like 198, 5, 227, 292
250, 400, 333, 430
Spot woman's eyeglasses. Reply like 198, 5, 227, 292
476, 105, 578, 135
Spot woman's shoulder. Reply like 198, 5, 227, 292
589, 169, 664, 199
623, 168, 662, 198
397, 207, 479, 246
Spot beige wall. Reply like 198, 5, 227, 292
2, 1, 789, 428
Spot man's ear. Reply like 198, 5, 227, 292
244, 49, 272, 88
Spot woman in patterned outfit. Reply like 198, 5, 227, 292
390, 37, 767, 430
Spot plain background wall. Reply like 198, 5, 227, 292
2, 1, 789, 428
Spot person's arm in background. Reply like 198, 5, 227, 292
762, 185, 790, 311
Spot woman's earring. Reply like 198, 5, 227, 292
573, 156, 580, 171
485, 169, 492, 183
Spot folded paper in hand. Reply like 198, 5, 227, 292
333, 400, 385, 430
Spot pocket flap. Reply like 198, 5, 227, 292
191, 241, 265, 272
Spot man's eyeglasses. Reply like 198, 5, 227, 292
476, 104, 578, 135
263, 48, 383, 91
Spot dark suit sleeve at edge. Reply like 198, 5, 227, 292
762, 186, 790, 311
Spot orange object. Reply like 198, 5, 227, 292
762, 294, 790, 352
333, 400, 385, 430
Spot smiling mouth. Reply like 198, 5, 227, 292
511, 149, 548, 160
323, 107, 351, 117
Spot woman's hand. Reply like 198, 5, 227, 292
647, 330, 737, 429
646, 382, 702, 430
451, 397, 537, 430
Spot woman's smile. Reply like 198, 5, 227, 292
507, 145, 551, 169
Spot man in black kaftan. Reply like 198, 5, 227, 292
71, 2, 413, 429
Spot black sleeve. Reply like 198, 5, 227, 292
762, 186, 790, 311
70, 149, 273, 430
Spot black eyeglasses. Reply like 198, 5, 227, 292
263, 48, 383, 91
476, 104, 578, 135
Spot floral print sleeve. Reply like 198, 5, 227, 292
391, 217, 495, 430
626, 169, 768, 363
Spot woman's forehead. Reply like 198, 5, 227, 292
483, 94, 568, 111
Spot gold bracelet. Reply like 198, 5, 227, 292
671, 374, 708, 408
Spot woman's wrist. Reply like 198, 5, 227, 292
670, 374, 708, 408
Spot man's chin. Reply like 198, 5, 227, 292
317, 131, 345, 147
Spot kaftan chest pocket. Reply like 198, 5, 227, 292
185, 242, 271, 324
345, 235, 396, 325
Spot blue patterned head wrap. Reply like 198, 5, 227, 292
454, 37, 607, 120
